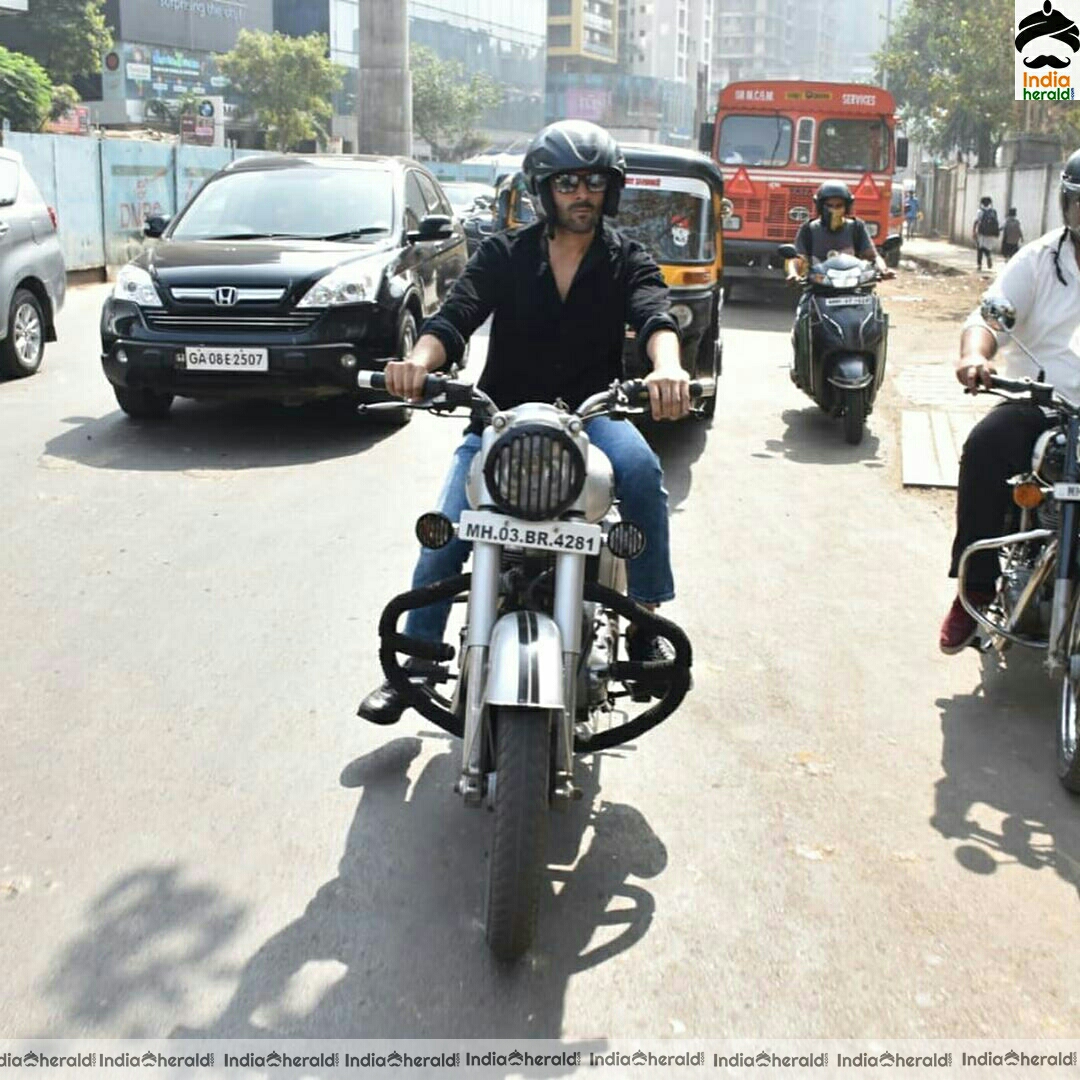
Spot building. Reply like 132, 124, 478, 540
789, 0, 838, 83
711, 0, 796, 91
94, 0, 274, 132
547, 0, 619, 66
410, 0, 547, 147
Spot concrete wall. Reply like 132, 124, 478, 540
4, 133, 271, 271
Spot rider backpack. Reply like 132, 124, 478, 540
977, 206, 1000, 237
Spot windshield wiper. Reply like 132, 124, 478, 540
200, 232, 312, 240
321, 226, 388, 241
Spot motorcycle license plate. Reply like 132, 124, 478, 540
823, 296, 871, 306
185, 346, 268, 372
1054, 483, 1080, 501
458, 510, 602, 555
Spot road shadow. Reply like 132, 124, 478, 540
37, 865, 246, 1038
758, 407, 882, 466
932, 649, 1080, 894
721, 287, 794, 334
172, 734, 666, 1041
642, 416, 709, 512
41, 398, 401, 472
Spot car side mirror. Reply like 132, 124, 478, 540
143, 215, 170, 239
895, 137, 909, 169
407, 214, 454, 244
777, 243, 798, 260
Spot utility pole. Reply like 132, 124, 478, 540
357, 0, 411, 156
881, 0, 893, 89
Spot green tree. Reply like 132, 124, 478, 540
410, 45, 503, 160
879, 0, 1014, 166
49, 83, 81, 122
218, 30, 343, 152
0, 0, 111, 86
0, 47, 53, 132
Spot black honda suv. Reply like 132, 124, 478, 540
100, 154, 467, 422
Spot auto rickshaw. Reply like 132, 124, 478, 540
617, 144, 724, 419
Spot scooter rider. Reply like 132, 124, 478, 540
939, 148, 1080, 653
785, 181, 893, 384
358, 119, 690, 725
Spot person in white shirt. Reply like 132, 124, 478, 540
940, 149, 1080, 653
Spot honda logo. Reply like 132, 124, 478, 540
214, 286, 238, 306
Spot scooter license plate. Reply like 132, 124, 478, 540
823, 296, 871, 306
1054, 483, 1080, 501
458, 511, 602, 555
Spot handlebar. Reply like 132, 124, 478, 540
977, 374, 1070, 412
359, 369, 704, 420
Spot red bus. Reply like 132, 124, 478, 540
710, 80, 907, 291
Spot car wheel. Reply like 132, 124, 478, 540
0, 288, 46, 378
384, 310, 417, 426
114, 385, 174, 419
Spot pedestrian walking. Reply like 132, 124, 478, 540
1001, 207, 1024, 260
973, 195, 999, 271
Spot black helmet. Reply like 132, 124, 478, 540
814, 180, 853, 219
1062, 148, 1080, 237
522, 120, 627, 221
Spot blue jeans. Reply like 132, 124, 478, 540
404, 416, 675, 642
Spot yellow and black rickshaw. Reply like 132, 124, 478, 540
616, 144, 724, 418
493, 146, 724, 418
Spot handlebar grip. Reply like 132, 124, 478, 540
620, 378, 705, 406
357, 371, 386, 391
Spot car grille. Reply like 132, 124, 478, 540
144, 312, 320, 333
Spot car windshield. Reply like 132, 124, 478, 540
441, 182, 492, 216
717, 114, 792, 167
618, 175, 716, 263
170, 166, 395, 241
817, 119, 890, 172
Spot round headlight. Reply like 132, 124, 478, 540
483, 424, 586, 522
669, 304, 694, 329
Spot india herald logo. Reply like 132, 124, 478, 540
214, 286, 238, 306
1016, 1, 1080, 67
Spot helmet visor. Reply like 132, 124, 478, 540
1065, 179, 1080, 231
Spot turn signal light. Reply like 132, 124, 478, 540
416, 512, 454, 549
1012, 482, 1044, 509
607, 520, 647, 560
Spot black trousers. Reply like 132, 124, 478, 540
950, 401, 1053, 591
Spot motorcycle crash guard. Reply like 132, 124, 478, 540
484, 611, 565, 710
827, 354, 874, 391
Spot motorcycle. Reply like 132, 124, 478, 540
356, 370, 696, 960
777, 238, 900, 445
956, 296, 1080, 793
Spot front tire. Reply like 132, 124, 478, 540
485, 707, 552, 962
0, 288, 45, 378
1059, 603, 1080, 792
385, 310, 417, 426
843, 387, 865, 445
114, 385, 173, 419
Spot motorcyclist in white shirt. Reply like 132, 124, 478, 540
940, 148, 1080, 653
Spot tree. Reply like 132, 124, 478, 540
0, 47, 52, 132
49, 83, 81, 122
410, 45, 503, 160
878, 0, 1014, 166
0, 0, 111, 86
218, 30, 343, 153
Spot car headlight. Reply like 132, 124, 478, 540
297, 262, 382, 307
669, 304, 694, 329
113, 264, 162, 308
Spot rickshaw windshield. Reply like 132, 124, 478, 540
618, 175, 716, 263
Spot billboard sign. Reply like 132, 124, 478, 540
117, 0, 273, 53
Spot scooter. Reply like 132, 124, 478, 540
777, 237, 900, 445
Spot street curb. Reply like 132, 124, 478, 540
902, 253, 969, 278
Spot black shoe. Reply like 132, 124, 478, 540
357, 679, 406, 725
627, 631, 676, 701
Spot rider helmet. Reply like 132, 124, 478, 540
522, 120, 627, 224
1061, 148, 1080, 240
814, 180, 854, 225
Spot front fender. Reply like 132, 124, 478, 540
827, 354, 874, 390
484, 611, 565, 710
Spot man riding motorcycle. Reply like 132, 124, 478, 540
358, 119, 690, 725
939, 148, 1080, 653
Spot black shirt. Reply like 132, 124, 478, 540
794, 217, 874, 262
421, 221, 679, 429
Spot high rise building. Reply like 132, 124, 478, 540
711, 0, 796, 91
547, 0, 619, 66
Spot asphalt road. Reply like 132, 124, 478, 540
1, 281, 1077, 1041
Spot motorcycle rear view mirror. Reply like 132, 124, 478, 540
980, 295, 1017, 332
879, 235, 902, 255
777, 243, 798, 261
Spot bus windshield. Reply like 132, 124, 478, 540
717, 114, 792, 167
817, 118, 890, 172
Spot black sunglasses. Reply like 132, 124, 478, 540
551, 172, 609, 194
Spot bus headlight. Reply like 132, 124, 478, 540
865, 221, 880, 238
